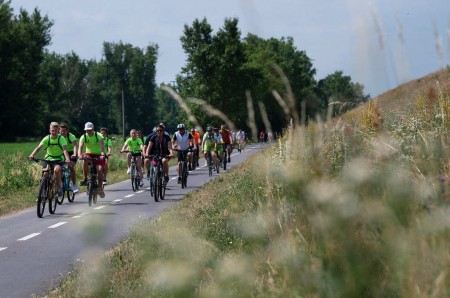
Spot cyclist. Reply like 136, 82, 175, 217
78, 122, 106, 198
145, 124, 174, 182
172, 123, 197, 183
120, 129, 144, 187
144, 126, 157, 179
99, 127, 112, 185
219, 124, 233, 163
59, 122, 79, 193
29, 122, 70, 197
213, 127, 223, 166
236, 129, 246, 153
190, 128, 201, 167
202, 126, 218, 168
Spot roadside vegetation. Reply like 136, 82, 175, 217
0, 137, 130, 216
45, 70, 450, 297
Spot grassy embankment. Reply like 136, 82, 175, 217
0, 138, 130, 216
45, 69, 450, 297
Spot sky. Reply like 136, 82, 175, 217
8, 0, 450, 97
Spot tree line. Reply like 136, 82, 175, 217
0, 1, 369, 141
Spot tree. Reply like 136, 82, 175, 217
0, 1, 53, 139
316, 71, 370, 116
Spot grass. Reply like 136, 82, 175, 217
42, 69, 450, 297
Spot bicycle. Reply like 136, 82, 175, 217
58, 164, 75, 204
191, 147, 199, 171
32, 158, 61, 218
122, 150, 142, 192
80, 156, 101, 206
221, 144, 229, 171
175, 147, 193, 189
205, 150, 218, 177
149, 154, 169, 202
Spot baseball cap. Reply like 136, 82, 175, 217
84, 122, 94, 130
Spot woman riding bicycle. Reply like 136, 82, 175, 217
121, 129, 145, 187
202, 126, 219, 167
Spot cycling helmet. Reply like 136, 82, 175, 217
206, 126, 213, 131
177, 123, 185, 129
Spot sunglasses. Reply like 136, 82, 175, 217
157, 130, 163, 132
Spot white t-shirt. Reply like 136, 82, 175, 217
172, 131, 193, 150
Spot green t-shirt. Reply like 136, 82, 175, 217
39, 135, 67, 161
79, 132, 104, 154
62, 133, 77, 152
104, 137, 112, 151
202, 133, 217, 151
124, 137, 143, 153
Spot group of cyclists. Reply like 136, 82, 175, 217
29, 121, 248, 202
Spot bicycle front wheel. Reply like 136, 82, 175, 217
87, 181, 93, 206
154, 173, 159, 202
181, 163, 187, 189
49, 193, 57, 214
67, 181, 75, 203
37, 178, 47, 218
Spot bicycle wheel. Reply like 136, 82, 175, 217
222, 152, 227, 171
49, 193, 57, 214
150, 170, 155, 197
37, 178, 47, 218
87, 181, 93, 206
181, 163, 187, 188
67, 180, 75, 203
131, 165, 136, 191
208, 156, 213, 177
159, 175, 166, 200
154, 172, 160, 202
135, 176, 140, 191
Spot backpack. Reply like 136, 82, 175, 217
83, 132, 99, 143
46, 134, 63, 151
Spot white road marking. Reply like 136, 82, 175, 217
113, 199, 122, 203
72, 212, 89, 218
18, 233, 41, 241
48, 222, 67, 229
137, 190, 145, 194
124, 194, 135, 198
94, 205, 107, 210
0, 247, 7, 252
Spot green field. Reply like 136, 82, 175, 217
0, 142, 45, 157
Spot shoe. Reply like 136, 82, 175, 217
103, 179, 107, 185
228, 157, 231, 162
126, 167, 130, 174
72, 184, 79, 193
80, 179, 87, 186
164, 176, 169, 183
140, 181, 144, 187
177, 176, 181, 184
98, 189, 105, 198
57, 186, 63, 197
204, 161, 208, 167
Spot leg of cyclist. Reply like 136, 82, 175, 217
126, 152, 132, 174
162, 157, 170, 182
227, 143, 232, 162
144, 157, 151, 179
97, 163, 105, 197
187, 151, 193, 171
68, 159, 79, 192
80, 159, 88, 186
54, 163, 63, 197
103, 157, 108, 185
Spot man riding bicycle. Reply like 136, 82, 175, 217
121, 129, 145, 187
59, 122, 79, 192
202, 126, 219, 167
29, 122, 70, 197
219, 124, 233, 163
172, 123, 197, 183
78, 122, 106, 198
145, 124, 174, 182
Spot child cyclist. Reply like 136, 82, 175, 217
120, 129, 144, 187
29, 122, 71, 197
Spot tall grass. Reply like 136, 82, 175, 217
46, 81, 450, 297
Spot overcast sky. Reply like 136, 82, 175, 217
9, 0, 450, 97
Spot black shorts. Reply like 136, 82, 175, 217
68, 151, 78, 163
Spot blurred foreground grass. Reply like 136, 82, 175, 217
46, 81, 450, 297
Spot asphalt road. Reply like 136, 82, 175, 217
0, 143, 265, 297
